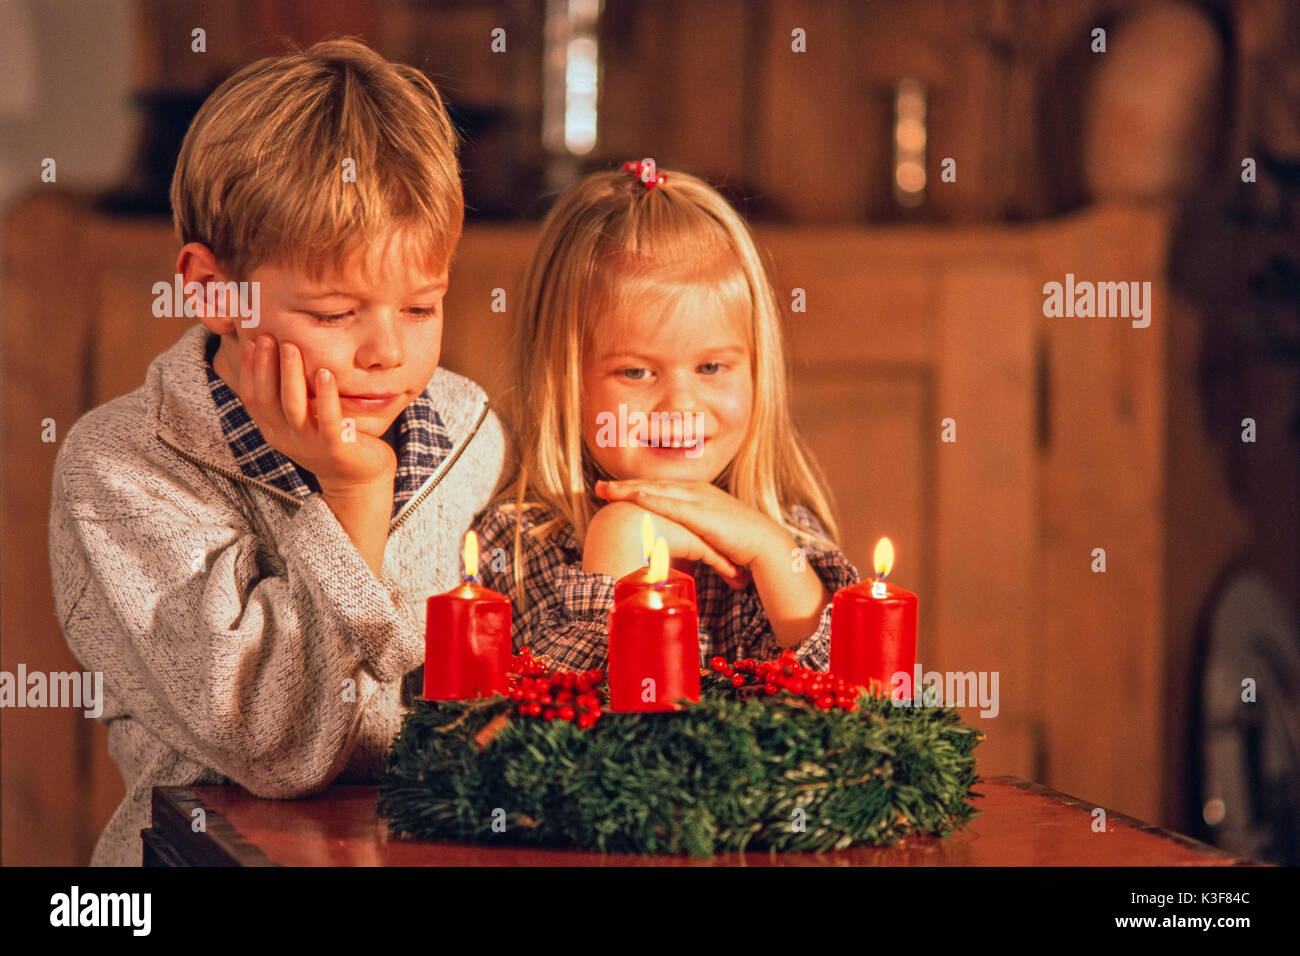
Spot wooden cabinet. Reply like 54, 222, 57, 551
2, 194, 1246, 863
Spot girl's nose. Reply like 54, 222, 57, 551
656, 372, 702, 413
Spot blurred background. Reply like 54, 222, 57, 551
2, 0, 1297, 865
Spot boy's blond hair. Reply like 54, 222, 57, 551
171, 38, 463, 283
499, 168, 840, 595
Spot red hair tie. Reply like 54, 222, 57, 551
623, 158, 666, 190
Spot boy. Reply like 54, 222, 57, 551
47, 39, 505, 866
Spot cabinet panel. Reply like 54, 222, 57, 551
933, 268, 1039, 778
790, 366, 930, 589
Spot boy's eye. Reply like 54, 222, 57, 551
307, 306, 437, 324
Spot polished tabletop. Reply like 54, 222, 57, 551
143, 776, 1261, 866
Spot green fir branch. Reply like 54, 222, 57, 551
378, 671, 983, 856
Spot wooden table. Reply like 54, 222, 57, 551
142, 776, 1262, 866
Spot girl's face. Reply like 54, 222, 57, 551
581, 295, 754, 483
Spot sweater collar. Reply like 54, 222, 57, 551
152, 324, 453, 514
153, 324, 250, 468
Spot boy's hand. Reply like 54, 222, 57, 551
583, 499, 746, 587
238, 334, 397, 494
594, 479, 788, 573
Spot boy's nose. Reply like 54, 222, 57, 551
356, 312, 403, 367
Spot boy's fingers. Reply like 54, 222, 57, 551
251, 335, 286, 429
239, 336, 258, 409
279, 343, 308, 428
314, 367, 342, 444
252, 335, 277, 403
239, 337, 275, 435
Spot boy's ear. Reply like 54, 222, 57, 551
175, 242, 239, 335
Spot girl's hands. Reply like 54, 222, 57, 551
598, 479, 830, 646
583, 500, 748, 588
594, 479, 789, 573
237, 334, 398, 495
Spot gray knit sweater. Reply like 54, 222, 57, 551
48, 323, 506, 866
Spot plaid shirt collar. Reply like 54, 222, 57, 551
202, 333, 453, 518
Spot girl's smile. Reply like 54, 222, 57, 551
635, 436, 707, 452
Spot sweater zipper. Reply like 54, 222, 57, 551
155, 431, 305, 509
388, 400, 490, 535
154, 398, 490, 536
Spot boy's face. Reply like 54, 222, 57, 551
193, 242, 449, 438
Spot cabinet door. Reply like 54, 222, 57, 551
765, 229, 1040, 780
438, 226, 539, 405
1032, 205, 1171, 823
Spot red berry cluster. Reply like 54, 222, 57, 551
508, 646, 551, 683
508, 646, 606, 728
708, 650, 862, 712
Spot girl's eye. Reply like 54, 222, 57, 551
620, 367, 650, 381
407, 306, 439, 318
698, 362, 724, 375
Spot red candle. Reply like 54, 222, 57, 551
608, 537, 701, 712
613, 514, 696, 605
614, 565, 696, 605
423, 531, 512, 700
830, 537, 918, 697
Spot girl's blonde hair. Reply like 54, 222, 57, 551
499, 167, 840, 582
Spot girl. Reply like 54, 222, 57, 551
473, 161, 860, 672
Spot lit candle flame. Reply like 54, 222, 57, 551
647, 537, 670, 583
871, 537, 894, 598
464, 530, 479, 580
641, 514, 656, 564
873, 537, 895, 579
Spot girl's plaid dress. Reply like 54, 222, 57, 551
472, 502, 860, 672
